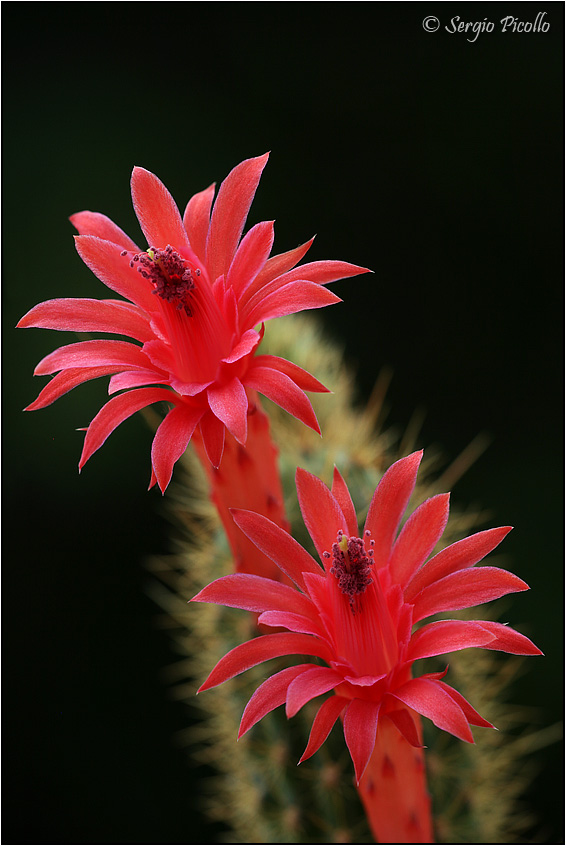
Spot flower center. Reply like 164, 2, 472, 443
129, 246, 198, 314
330, 530, 374, 611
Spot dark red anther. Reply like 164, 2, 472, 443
330, 529, 373, 611
131, 245, 196, 314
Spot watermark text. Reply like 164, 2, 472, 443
423, 13, 550, 42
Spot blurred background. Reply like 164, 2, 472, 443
3, 3, 563, 843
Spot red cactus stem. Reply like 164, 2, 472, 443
357, 708, 434, 843
191, 390, 290, 582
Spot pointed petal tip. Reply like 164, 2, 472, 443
131, 164, 150, 178
196, 677, 214, 694
190, 586, 206, 603
239, 151, 270, 170
16, 312, 33, 329
400, 448, 425, 467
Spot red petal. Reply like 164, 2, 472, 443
197, 632, 332, 692
388, 493, 451, 588
171, 378, 213, 397
226, 220, 275, 296
434, 681, 494, 728
183, 183, 215, 263
268, 259, 371, 287
343, 698, 380, 784
343, 673, 386, 687
420, 666, 450, 682
192, 573, 317, 619
74, 236, 158, 313
221, 329, 261, 364
130, 166, 190, 250
244, 366, 320, 434
79, 387, 176, 470
405, 526, 513, 602
392, 678, 474, 743
257, 610, 326, 638
18, 298, 154, 342
385, 707, 423, 748
243, 280, 341, 328
24, 366, 123, 411
407, 620, 497, 662
108, 369, 170, 394
69, 211, 139, 251
244, 238, 315, 302
243, 258, 371, 310
151, 404, 203, 492
207, 378, 248, 444
303, 572, 333, 619
206, 153, 269, 283
239, 665, 312, 737
467, 620, 542, 656
412, 566, 530, 622
230, 509, 322, 592
331, 467, 358, 537
295, 468, 347, 565
286, 666, 343, 717
364, 451, 423, 569
252, 354, 329, 393
299, 695, 348, 764
199, 410, 225, 468
35, 339, 151, 376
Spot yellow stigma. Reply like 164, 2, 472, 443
338, 534, 349, 554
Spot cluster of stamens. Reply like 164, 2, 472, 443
123, 245, 199, 314
325, 529, 374, 612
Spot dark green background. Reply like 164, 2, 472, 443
3, 3, 563, 843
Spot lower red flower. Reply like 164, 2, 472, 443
193, 451, 541, 783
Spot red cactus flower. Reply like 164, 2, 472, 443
193, 451, 541, 784
18, 154, 368, 491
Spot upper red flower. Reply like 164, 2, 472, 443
193, 451, 541, 783
18, 154, 369, 491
